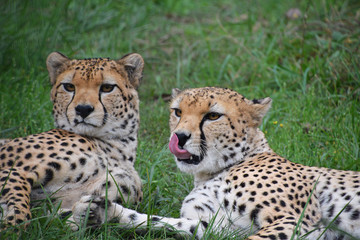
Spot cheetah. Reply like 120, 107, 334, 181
73, 87, 360, 239
0, 52, 144, 229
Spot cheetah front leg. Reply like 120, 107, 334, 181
0, 168, 32, 227
72, 196, 207, 238
68, 168, 142, 230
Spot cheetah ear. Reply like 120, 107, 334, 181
249, 97, 272, 127
118, 53, 144, 89
46, 52, 70, 85
171, 88, 182, 98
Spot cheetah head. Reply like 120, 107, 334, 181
168, 87, 272, 176
46, 52, 144, 138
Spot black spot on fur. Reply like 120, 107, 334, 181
279, 233, 288, 240
201, 221, 208, 229
351, 210, 360, 220
238, 204, 246, 214
120, 185, 130, 194
152, 216, 161, 222
75, 173, 83, 182
189, 225, 196, 234
43, 169, 54, 186
1, 188, 10, 196
70, 163, 76, 170
48, 162, 61, 170
129, 214, 137, 221
250, 207, 261, 226
79, 158, 86, 165
60, 211, 72, 219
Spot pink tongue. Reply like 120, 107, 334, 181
169, 134, 192, 159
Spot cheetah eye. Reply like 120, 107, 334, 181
63, 83, 75, 92
173, 108, 182, 117
100, 84, 115, 93
204, 112, 223, 121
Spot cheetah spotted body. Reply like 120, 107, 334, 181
0, 52, 144, 228
74, 87, 360, 239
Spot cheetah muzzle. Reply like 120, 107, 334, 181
169, 133, 203, 165
0, 52, 144, 230
73, 87, 360, 239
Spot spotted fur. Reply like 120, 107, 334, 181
73, 87, 360, 239
0, 52, 144, 228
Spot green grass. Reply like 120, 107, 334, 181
0, 0, 359, 238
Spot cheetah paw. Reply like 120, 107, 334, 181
72, 195, 114, 229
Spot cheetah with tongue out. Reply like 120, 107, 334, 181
73, 87, 360, 239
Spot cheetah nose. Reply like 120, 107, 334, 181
75, 104, 94, 119
169, 133, 192, 159
176, 133, 191, 148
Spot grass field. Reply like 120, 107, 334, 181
1, 0, 359, 239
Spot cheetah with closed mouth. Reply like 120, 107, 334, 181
73, 87, 360, 239
0, 52, 144, 229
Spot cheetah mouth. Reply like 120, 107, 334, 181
177, 155, 202, 165
169, 134, 203, 165
74, 119, 98, 128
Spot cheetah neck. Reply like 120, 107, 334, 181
245, 128, 273, 157
91, 133, 138, 166
194, 166, 232, 187
193, 128, 273, 187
